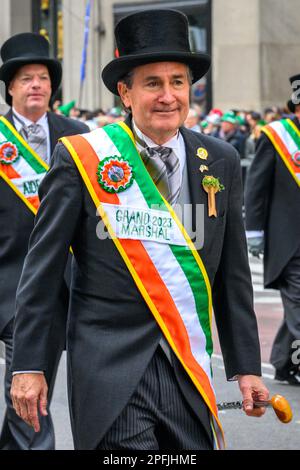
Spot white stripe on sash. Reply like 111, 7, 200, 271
270, 121, 298, 153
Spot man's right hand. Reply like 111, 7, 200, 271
247, 235, 264, 258
10, 373, 48, 432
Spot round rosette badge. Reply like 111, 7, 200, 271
0, 141, 20, 165
97, 156, 134, 193
292, 150, 300, 168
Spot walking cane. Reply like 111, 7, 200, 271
217, 394, 293, 423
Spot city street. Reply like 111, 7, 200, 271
0, 256, 299, 450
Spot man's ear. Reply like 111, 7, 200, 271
117, 81, 131, 109
8, 81, 14, 97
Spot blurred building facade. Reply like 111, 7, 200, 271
1, 0, 300, 113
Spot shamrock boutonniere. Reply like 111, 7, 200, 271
202, 175, 225, 217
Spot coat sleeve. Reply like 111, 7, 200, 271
244, 133, 275, 230
213, 151, 262, 380
12, 142, 83, 371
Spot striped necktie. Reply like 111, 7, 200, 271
13, 113, 48, 164
135, 134, 181, 205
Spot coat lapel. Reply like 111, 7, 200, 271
180, 127, 226, 227
4, 109, 15, 126
47, 112, 67, 153
180, 127, 210, 208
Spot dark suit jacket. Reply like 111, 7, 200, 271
245, 117, 300, 288
0, 110, 88, 336
12, 125, 261, 449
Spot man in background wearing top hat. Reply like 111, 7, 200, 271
245, 75, 300, 386
0, 32, 88, 450
11, 11, 268, 450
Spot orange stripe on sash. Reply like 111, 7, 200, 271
0, 163, 20, 179
27, 195, 40, 211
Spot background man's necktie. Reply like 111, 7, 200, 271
13, 112, 48, 164
21, 123, 48, 164
136, 136, 181, 205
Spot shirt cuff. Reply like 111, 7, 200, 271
246, 230, 264, 238
12, 371, 44, 375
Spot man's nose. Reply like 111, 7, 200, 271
158, 85, 176, 103
31, 77, 42, 87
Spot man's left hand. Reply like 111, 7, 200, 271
10, 373, 48, 432
237, 375, 269, 417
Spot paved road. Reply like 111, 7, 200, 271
0, 256, 299, 450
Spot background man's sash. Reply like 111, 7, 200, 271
0, 116, 48, 213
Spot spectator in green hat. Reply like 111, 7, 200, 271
57, 99, 76, 117
213, 110, 246, 159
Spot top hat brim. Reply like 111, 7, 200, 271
0, 57, 62, 105
101, 51, 211, 95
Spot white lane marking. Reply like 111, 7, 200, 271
254, 297, 282, 304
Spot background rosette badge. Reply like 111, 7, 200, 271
97, 156, 134, 193
0, 141, 20, 165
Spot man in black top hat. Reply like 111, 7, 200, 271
0, 33, 88, 450
10, 11, 268, 450
245, 75, 300, 386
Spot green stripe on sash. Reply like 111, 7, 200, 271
171, 245, 213, 356
0, 118, 46, 174
281, 119, 300, 148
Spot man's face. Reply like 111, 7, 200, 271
118, 62, 190, 144
8, 63, 52, 117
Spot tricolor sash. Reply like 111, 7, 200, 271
0, 116, 48, 213
262, 119, 300, 187
61, 122, 225, 449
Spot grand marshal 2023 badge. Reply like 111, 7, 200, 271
0, 141, 20, 165
97, 156, 134, 193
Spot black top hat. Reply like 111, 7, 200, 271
0, 32, 62, 106
102, 9, 211, 95
287, 74, 300, 113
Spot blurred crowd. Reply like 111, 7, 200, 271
52, 98, 292, 186
183, 103, 292, 164
52, 99, 127, 130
